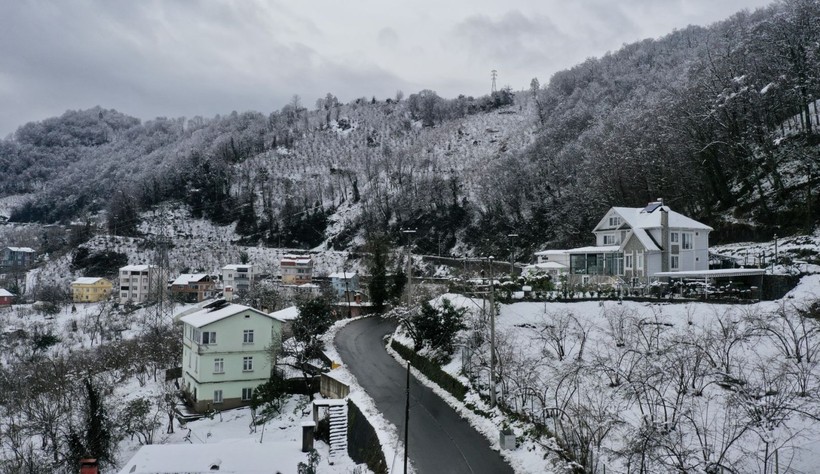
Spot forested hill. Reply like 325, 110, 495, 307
1, 0, 818, 258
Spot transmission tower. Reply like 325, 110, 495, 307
150, 207, 173, 332
491, 69, 498, 94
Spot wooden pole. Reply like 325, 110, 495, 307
404, 360, 410, 474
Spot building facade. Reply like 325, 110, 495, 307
71, 277, 113, 303
280, 255, 313, 285
181, 301, 283, 412
329, 272, 359, 298
170, 274, 216, 303
1, 247, 35, 272
222, 264, 255, 293
119, 265, 158, 304
0, 289, 14, 306
538, 201, 712, 287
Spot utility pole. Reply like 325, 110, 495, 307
507, 233, 518, 276
488, 256, 496, 407
344, 265, 352, 319
491, 69, 498, 94
402, 229, 416, 307
404, 360, 410, 474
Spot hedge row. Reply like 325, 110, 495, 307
390, 339, 468, 401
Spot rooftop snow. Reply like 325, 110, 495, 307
72, 277, 107, 285
269, 305, 299, 321
171, 273, 209, 286
609, 206, 713, 231
5, 246, 35, 253
180, 303, 283, 328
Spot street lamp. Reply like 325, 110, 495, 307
507, 233, 518, 276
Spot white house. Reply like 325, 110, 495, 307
566, 201, 712, 285
119, 265, 160, 304
534, 201, 712, 287
222, 264, 255, 293
180, 300, 284, 412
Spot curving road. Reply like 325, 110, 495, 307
335, 316, 514, 474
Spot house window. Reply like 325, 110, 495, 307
213, 390, 223, 404
214, 358, 224, 373
625, 254, 633, 269
603, 234, 617, 245
682, 233, 693, 250
670, 232, 679, 243
243, 330, 254, 344
637, 253, 644, 270
671, 255, 679, 270
242, 388, 253, 401
201, 331, 217, 345
609, 216, 621, 227
243, 357, 253, 372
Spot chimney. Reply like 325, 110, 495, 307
79, 458, 98, 474
660, 200, 669, 274
224, 286, 234, 302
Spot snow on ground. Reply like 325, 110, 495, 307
386, 335, 566, 474
116, 395, 355, 474
389, 276, 820, 473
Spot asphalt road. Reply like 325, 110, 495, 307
335, 316, 514, 474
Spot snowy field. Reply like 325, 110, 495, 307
391, 275, 820, 474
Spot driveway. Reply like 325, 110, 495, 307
335, 316, 514, 474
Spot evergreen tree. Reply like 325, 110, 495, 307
66, 378, 116, 470
366, 235, 389, 312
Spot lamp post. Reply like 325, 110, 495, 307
343, 265, 352, 319
507, 233, 518, 276
774, 233, 778, 272
487, 256, 497, 407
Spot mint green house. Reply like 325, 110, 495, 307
181, 301, 284, 412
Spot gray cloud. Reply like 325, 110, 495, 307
378, 27, 400, 49
0, 0, 774, 137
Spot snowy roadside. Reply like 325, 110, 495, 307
322, 315, 415, 474
384, 333, 567, 474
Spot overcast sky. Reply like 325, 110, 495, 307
0, 0, 774, 138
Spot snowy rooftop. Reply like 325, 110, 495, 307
0, 289, 14, 297
328, 272, 357, 279
626, 228, 661, 252
71, 277, 108, 285
654, 268, 767, 278
121, 264, 153, 271
171, 273, 210, 286
180, 303, 283, 328
222, 264, 253, 271
524, 262, 567, 270
608, 205, 713, 231
566, 245, 620, 254
533, 249, 568, 256
5, 246, 35, 253
269, 305, 299, 321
